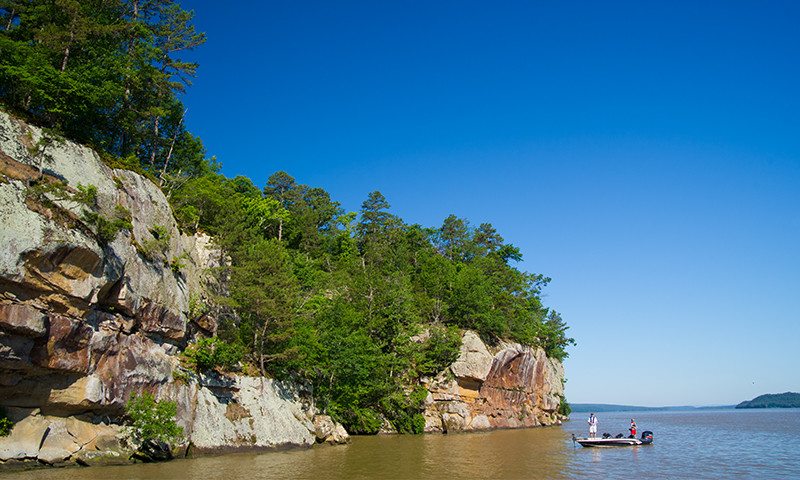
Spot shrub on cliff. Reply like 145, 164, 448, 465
184, 336, 244, 372
336, 406, 384, 435
25, 178, 133, 245
413, 325, 462, 377
124, 393, 183, 446
0, 407, 13, 436
383, 386, 429, 434
558, 396, 572, 416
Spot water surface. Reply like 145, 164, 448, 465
4, 409, 798, 479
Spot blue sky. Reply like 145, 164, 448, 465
179, 0, 800, 406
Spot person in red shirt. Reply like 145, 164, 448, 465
629, 419, 637, 438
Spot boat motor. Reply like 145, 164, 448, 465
641, 430, 653, 444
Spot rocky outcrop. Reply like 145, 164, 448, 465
0, 409, 130, 467
0, 372, 333, 466
313, 415, 350, 445
187, 375, 327, 453
0, 109, 346, 468
421, 331, 566, 432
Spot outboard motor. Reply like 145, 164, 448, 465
641, 430, 654, 444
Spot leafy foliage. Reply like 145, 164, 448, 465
173, 172, 574, 432
558, 396, 572, 416
383, 386, 428, 434
81, 205, 133, 245
228, 238, 299, 375
414, 325, 462, 377
0, 0, 212, 182
0, 407, 13, 437
25, 178, 133, 244
183, 336, 244, 372
124, 393, 182, 445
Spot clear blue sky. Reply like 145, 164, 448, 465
179, 0, 800, 406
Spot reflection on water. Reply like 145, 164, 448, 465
4, 409, 800, 480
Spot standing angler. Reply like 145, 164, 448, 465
588, 413, 598, 439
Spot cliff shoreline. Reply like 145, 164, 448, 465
0, 109, 566, 469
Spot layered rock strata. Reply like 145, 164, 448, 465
422, 331, 566, 432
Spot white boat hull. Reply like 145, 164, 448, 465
574, 431, 653, 447
576, 437, 645, 447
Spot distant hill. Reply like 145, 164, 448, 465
571, 403, 734, 413
736, 392, 800, 409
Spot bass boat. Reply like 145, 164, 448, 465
573, 431, 653, 447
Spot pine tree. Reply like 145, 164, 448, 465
229, 239, 299, 375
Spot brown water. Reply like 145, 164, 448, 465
4, 409, 799, 479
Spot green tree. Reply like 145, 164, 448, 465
125, 393, 183, 445
263, 171, 343, 252
229, 238, 299, 375
413, 250, 455, 323
147, 3, 205, 176
437, 214, 470, 262
263, 170, 298, 241
357, 191, 397, 245
0, 0, 211, 179
1, 2, 26, 31
183, 336, 244, 372
535, 309, 575, 361
413, 324, 461, 377
472, 222, 504, 256
0, 0, 125, 136
169, 172, 228, 232
448, 263, 506, 338
294, 300, 393, 434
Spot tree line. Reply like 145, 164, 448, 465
0, 0, 209, 183
1, 0, 574, 434
171, 171, 574, 433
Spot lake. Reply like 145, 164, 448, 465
3, 409, 799, 479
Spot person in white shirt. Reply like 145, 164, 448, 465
588, 413, 598, 438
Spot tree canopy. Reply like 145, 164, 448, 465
0, 0, 212, 182
174, 172, 575, 433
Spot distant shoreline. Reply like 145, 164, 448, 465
735, 392, 800, 409
570, 403, 735, 413
571, 392, 800, 412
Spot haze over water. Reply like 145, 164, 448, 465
4, 409, 798, 479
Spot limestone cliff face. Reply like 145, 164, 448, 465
421, 331, 566, 432
0, 110, 346, 467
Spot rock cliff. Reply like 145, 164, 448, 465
421, 331, 566, 432
0, 110, 347, 468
